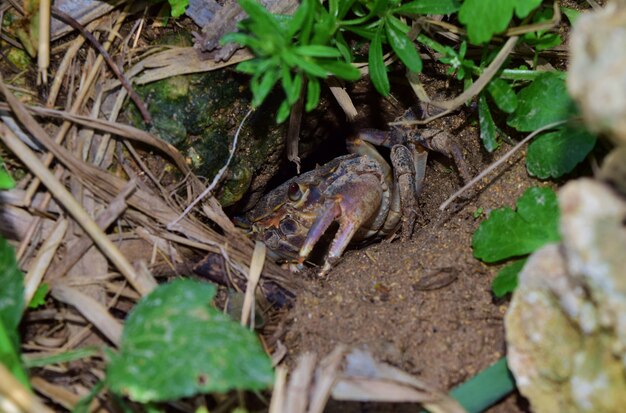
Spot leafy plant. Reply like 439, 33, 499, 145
222, 0, 461, 122
506, 72, 597, 178
107, 279, 273, 403
472, 187, 560, 297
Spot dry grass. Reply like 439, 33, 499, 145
0, 5, 295, 410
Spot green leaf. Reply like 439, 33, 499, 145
526, 126, 596, 179
0, 236, 28, 387
282, 69, 303, 105
296, 45, 342, 58
384, 16, 422, 73
507, 72, 574, 132
287, 0, 313, 36
395, 0, 460, 15
0, 236, 24, 346
472, 187, 560, 262
235, 58, 262, 74
369, 26, 390, 96
492, 259, 526, 297
24, 346, 99, 368
514, 0, 542, 19
478, 94, 498, 152
237, 0, 281, 35
486, 78, 517, 113
459, 0, 542, 44
561, 7, 581, 25
250, 68, 280, 107
220, 32, 263, 50
168, 0, 189, 17
0, 318, 29, 388
318, 60, 360, 81
283, 52, 329, 78
338, 0, 357, 19
72, 380, 106, 413
0, 157, 14, 190
335, 31, 352, 62
28, 282, 49, 309
276, 99, 291, 123
370, 0, 390, 15
311, 7, 337, 45
107, 280, 273, 403
305, 77, 321, 112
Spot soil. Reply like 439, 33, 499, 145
273, 75, 551, 412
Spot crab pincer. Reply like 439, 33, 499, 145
297, 162, 387, 276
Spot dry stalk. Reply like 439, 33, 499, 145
0, 122, 149, 294
326, 77, 358, 121
46, 179, 136, 281
0, 102, 192, 176
30, 377, 102, 412
46, 24, 88, 107
0, 364, 53, 413
268, 366, 288, 413
241, 241, 266, 329
23, 218, 67, 308
50, 284, 123, 346
37, 0, 50, 85
50, 7, 150, 123
24, 9, 130, 204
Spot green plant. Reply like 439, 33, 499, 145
0, 156, 15, 190
106, 279, 273, 403
222, 0, 460, 122
472, 187, 560, 297
221, 0, 598, 179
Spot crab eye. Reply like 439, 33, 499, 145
280, 218, 298, 235
288, 182, 302, 202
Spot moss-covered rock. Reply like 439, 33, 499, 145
127, 33, 285, 207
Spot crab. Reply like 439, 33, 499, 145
238, 126, 465, 276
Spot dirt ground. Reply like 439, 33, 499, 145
274, 92, 549, 412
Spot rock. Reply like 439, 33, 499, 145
506, 179, 626, 413
126, 34, 285, 208
568, 2, 626, 145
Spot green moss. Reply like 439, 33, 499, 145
6, 48, 31, 71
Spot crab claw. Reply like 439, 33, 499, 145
298, 173, 385, 276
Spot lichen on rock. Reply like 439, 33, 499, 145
506, 179, 626, 413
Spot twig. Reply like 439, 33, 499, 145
37, 0, 50, 85
168, 108, 253, 229
326, 77, 358, 121
439, 120, 569, 210
50, 284, 123, 346
24, 10, 130, 205
287, 83, 305, 174
241, 241, 265, 329
46, 23, 88, 107
46, 179, 136, 281
414, 35, 519, 112
0, 364, 53, 413
50, 7, 152, 124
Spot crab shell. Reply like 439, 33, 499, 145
241, 153, 395, 272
